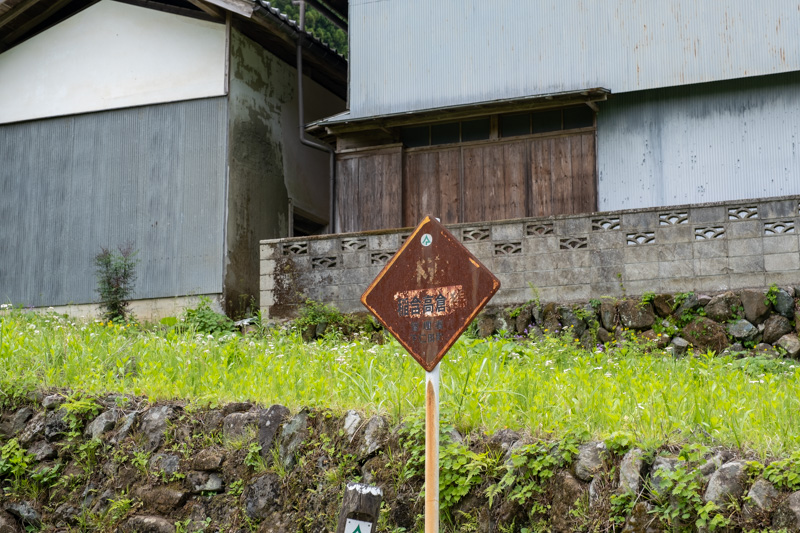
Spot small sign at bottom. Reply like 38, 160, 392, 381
344, 519, 372, 533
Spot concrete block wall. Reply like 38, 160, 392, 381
260, 196, 800, 318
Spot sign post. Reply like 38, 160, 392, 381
361, 216, 500, 532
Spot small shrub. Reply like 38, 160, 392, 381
95, 244, 139, 322
765, 284, 780, 307
182, 297, 234, 335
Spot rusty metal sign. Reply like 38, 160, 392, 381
361, 216, 500, 371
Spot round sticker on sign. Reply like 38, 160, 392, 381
420, 234, 432, 246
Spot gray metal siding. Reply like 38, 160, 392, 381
349, 0, 800, 119
597, 72, 800, 211
0, 98, 228, 307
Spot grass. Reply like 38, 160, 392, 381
1, 308, 800, 457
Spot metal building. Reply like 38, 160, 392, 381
0, 0, 346, 316
311, 0, 800, 230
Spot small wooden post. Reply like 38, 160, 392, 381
425, 364, 440, 533
336, 483, 383, 533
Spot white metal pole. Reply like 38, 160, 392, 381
425, 364, 440, 533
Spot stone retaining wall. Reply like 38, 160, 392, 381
260, 195, 800, 318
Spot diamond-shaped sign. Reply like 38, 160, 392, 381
361, 216, 500, 371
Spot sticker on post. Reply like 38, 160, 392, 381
344, 518, 372, 533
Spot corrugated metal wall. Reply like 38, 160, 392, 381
348, 0, 800, 119
0, 98, 228, 307
597, 72, 800, 210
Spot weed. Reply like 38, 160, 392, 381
765, 284, 780, 307
95, 244, 139, 322
131, 451, 151, 476
763, 451, 800, 490
182, 297, 234, 335
244, 442, 269, 472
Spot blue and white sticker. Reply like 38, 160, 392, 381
420, 233, 432, 246
344, 519, 372, 533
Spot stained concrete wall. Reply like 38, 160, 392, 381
260, 195, 800, 318
225, 29, 344, 316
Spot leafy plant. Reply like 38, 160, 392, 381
182, 297, 234, 335
95, 244, 139, 322
763, 451, 800, 491
765, 284, 780, 307
0, 438, 33, 491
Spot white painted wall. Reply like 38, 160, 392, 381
0, 0, 226, 125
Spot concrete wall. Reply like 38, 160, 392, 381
0, 0, 226, 125
597, 72, 800, 211
225, 29, 344, 315
260, 195, 800, 318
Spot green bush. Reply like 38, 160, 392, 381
182, 297, 234, 335
95, 244, 138, 322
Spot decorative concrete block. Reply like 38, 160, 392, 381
624, 262, 659, 281
491, 223, 524, 241
728, 238, 764, 257
656, 225, 693, 244
728, 220, 761, 239
763, 235, 799, 255
728, 255, 765, 274
765, 253, 800, 272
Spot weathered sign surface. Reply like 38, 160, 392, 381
361, 216, 500, 371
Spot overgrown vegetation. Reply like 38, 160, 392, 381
2, 307, 800, 457
270, 0, 348, 56
94, 244, 138, 323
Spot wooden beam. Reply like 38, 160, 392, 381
204, 0, 253, 18
1, 0, 71, 46
0, 0, 40, 28
185, 0, 224, 19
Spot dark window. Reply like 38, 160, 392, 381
430, 122, 460, 145
500, 113, 531, 137
401, 126, 429, 148
461, 118, 491, 142
532, 110, 562, 133
563, 106, 594, 129
293, 213, 326, 236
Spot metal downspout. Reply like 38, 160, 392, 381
293, 0, 337, 234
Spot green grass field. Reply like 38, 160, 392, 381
2, 308, 799, 457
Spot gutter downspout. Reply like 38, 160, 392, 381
293, 0, 337, 234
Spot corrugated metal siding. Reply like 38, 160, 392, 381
597, 72, 800, 210
349, 0, 800, 119
0, 98, 228, 307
